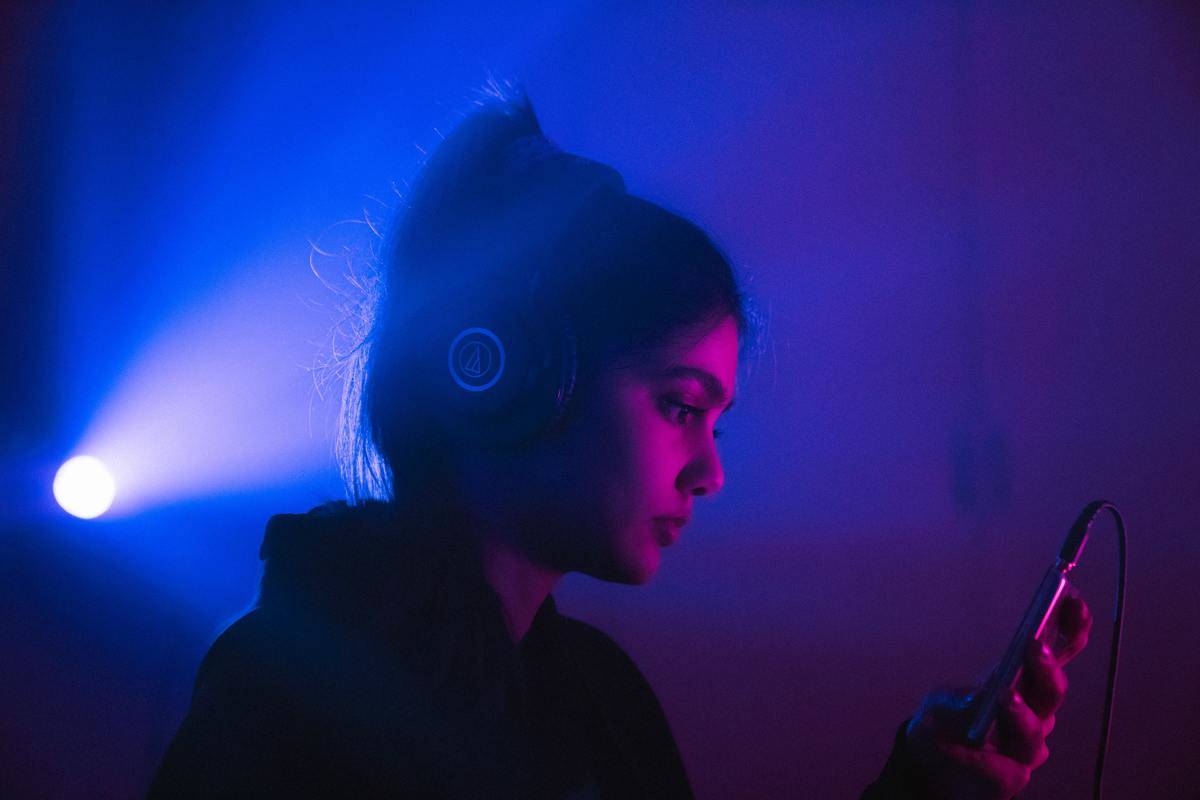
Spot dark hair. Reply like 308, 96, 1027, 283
337, 84, 759, 503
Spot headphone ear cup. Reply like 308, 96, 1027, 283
425, 290, 577, 451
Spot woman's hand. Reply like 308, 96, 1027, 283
903, 588, 1093, 799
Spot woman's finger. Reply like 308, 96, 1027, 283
924, 739, 1033, 799
994, 687, 1052, 768
1049, 587, 1093, 664
1019, 637, 1068, 719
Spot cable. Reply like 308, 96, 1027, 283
1069, 501, 1126, 800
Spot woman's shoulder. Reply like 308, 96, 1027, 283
547, 612, 694, 796
553, 614, 646, 678
161, 604, 461, 798
191, 600, 445, 758
193, 605, 361, 700
550, 612, 673, 722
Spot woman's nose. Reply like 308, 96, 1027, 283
679, 438, 724, 497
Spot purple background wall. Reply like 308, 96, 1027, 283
2, 2, 1196, 797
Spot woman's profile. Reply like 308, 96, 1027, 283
149, 84, 1091, 799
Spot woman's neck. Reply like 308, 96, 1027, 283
477, 536, 563, 642
427, 455, 564, 642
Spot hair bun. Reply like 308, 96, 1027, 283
394, 92, 538, 254
395, 90, 625, 278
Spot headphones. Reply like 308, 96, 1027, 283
419, 267, 579, 451
398, 131, 626, 452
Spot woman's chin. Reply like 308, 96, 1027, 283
616, 547, 662, 585
587, 548, 661, 585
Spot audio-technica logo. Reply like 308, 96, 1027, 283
448, 327, 506, 392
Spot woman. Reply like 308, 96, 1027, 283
150, 87, 1091, 799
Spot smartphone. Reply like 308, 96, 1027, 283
965, 515, 1091, 748
965, 567, 1070, 746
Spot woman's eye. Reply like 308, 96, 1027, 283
663, 400, 724, 439
662, 400, 698, 425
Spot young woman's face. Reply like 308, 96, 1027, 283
526, 314, 739, 584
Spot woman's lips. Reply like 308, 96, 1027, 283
653, 517, 684, 547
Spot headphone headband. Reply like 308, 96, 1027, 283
401, 134, 626, 451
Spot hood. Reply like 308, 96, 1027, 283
256, 500, 411, 620
253, 499, 572, 734
254, 500, 528, 652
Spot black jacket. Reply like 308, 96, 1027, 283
149, 501, 925, 798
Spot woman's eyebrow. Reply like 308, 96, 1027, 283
657, 365, 735, 413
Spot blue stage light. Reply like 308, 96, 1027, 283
53, 456, 117, 519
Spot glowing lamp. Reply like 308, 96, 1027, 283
53, 455, 116, 519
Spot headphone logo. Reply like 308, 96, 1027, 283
448, 327, 506, 392
460, 340, 491, 379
